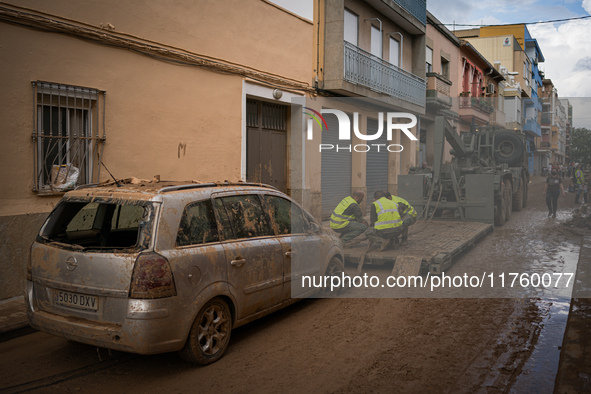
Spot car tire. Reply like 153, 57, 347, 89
323, 257, 345, 296
179, 297, 232, 365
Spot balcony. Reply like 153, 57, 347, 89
426, 72, 452, 110
541, 113, 551, 125
540, 141, 551, 149
523, 118, 541, 137
458, 96, 493, 125
343, 42, 426, 108
392, 0, 426, 25
490, 109, 506, 127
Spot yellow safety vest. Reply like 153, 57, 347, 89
391, 196, 417, 218
374, 197, 402, 230
575, 169, 584, 185
330, 196, 357, 230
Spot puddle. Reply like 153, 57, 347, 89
510, 245, 579, 393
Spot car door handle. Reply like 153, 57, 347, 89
231, 258, 246, 267
285, 250, 293, 257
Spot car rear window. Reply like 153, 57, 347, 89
39, 199, 153, 250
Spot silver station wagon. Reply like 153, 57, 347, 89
26, 181, 344, 365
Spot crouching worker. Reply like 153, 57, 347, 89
385, 191, 417, 245
330, 189, 369, 246
364, 191, 406, 251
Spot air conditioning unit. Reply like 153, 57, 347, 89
486, 83, 495, 94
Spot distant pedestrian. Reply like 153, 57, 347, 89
574, 163, 587, 204
544, 168, 565, 218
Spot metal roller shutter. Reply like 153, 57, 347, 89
321, 113, 352, 219
366, 118, 389, 213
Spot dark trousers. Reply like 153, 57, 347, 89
546, 190, 560, 214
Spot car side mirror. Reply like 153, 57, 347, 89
308, 222, 321, 234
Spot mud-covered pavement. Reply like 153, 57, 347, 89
0, 176, 585, 393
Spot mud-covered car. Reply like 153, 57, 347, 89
26, 181, 344, 365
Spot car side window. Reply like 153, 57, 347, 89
213, 198, 235, 241
214, 195, 273, 240
263, 195, 307, 235
177, 200, 219, 246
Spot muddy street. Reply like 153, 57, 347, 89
0, 176, 584, 393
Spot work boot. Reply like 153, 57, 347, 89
548, 212, 552, 217
552, 213, 556, 218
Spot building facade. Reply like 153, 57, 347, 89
0, 0, 429, 300
0, 0, 317, 299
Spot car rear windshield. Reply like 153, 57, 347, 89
39, 198, 154, 251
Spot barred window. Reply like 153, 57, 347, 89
32, 81, 106, 194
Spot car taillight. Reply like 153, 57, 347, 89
130, 253, 176, 299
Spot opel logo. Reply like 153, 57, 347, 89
65, 256, 78, 271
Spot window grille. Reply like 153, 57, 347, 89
32, 81, 106, 193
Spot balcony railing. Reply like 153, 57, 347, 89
344, 41, 426, 107
523, 118, 541, 137
392, 0, 426, 25
459, 97, 495, 114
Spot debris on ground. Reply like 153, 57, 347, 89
562, 204, 591, 235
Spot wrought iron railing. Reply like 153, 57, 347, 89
343, 42, 425, 107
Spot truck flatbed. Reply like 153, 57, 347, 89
342, 221, 493, 275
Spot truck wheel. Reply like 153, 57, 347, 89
179, 298, 232, 365
512, 181, 523, 211
505, 182, 512, 221
522, 176, 528, 208
494, 183, 506, 226
494, 133, 524, 167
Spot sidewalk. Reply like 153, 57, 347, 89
0, 296, 28, 335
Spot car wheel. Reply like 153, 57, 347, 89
323, 257, 345, 296
179, 297, 232, 365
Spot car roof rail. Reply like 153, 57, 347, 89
157, 181, 278, 194
74, 183, 102, 190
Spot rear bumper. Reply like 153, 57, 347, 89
25, 281, 187, 355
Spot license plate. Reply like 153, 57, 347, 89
54, 290, 98, 311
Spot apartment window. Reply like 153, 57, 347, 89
441, 58, 450, 79
389, 36, 400, 67
426, 46, 433, 73
370, 25, 382, 58
344, 9, 358, 46
33, 81, 105, 193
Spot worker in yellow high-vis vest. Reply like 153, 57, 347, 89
330, 189, 369, 244
386, 191, 417, 245
364, 190, 416, 251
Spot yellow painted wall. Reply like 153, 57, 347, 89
480, 25, 525, 48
